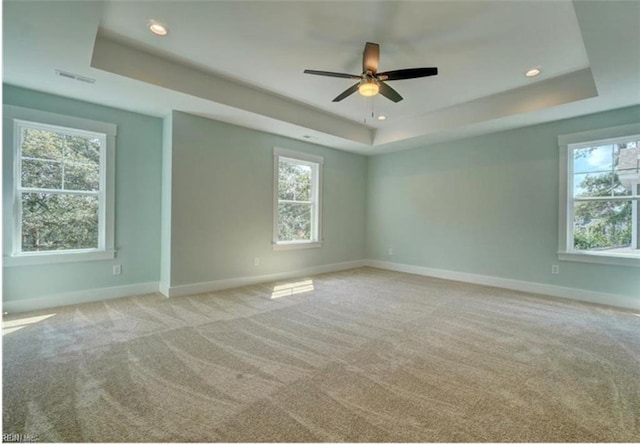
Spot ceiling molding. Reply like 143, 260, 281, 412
373, 68, 598, 148
92, 28, 599, 154
3, 1, 639, 155
91, 29, 373, 146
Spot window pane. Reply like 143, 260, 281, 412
616, 142, 639, 197
64, 160, 100, 191
21, 128, 63, 160
573, 200, 632, 251
279, 160, 312, 201
573, 145, 614, 174
573, 172, 629, 197
21, 193, 99, 251
21, 158, 62, 189
21, 128, 65, 189
65, 134, 101, 165
278, 202, 312, 241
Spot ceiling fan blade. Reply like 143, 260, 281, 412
377, 67, 438, 81
304, 69, 361, 79
332, 83, 360, 102
378, 81, 403, 103
362, 42, 380, 73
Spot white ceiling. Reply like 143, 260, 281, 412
3, 1, 640, 155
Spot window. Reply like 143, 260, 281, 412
4, 106, 116, 265
558, 123, 640, 267
273, 148, 323, 250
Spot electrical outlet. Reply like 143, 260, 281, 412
113, 264, 122, 275
254, 257, 260, 266
551, 264, 559, 275
388, 247, 394, 256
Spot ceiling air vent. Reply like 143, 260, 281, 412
55, 70, 96, 84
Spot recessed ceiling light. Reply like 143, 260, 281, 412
148, 20, 168, 36
303, 135, 311, 139
377, 115, 387, 121
525, 67, 541, 77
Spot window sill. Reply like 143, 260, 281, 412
273, 241, 322, 251
558, 251, 640, 268
3, 249, 116, 267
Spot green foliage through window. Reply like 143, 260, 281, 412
21, 193, 99, 251
571, 141, 638, 252
277, 158, 316, 242
17, 124, 104, 252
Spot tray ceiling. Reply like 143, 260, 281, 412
3, 1, 639, 154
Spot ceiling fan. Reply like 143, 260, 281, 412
304, 42, 438, 103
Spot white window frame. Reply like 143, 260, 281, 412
3, 105, 117, 266
558, 122, 640, 268
273, 147, 323, 251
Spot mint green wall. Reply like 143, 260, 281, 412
169, 111, 367, 286
4, 84, 635, 307
367, 105, 640, 303
2, 85, 163, 300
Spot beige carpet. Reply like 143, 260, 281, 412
3, 267, 639, 442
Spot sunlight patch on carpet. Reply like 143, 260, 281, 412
271, 280, 314, 299
3, 313, 56, 335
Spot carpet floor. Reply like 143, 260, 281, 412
2, 267, 639, 442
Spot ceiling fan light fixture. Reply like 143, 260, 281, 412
148, 20, 169, 36
359, 80, 379, 97
304, 42, 438, 103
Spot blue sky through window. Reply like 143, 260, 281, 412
572, 142, 638, 196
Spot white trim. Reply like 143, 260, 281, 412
3, 249, 116, 266
558, 137, 570, 252
159, 281, 170, 298
4, 105, 117, 265
3, 105, 117, 136
167, 260, 366, 297
104, 132, 116, 252
2, 282, 160, 314
558, 251, 640, 267
365, 260, 639, 311
558, 123, 640, 265
273, 147, 324, 165
272, 147, 324, 247
557, 123, 640, 148
272, 241, 322, 251
4, 261, 635, 314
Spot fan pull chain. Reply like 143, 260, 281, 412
363, 96, 369, 124
363, 96, 375, 124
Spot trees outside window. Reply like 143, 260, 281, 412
561, 127, 640, 265
18, 125, 104, 252
571, 142, 638, 254
4, 105, 116, 265
273, 148, 323, 250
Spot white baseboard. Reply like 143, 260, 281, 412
167, 260, 368, 297
3, 282, 160, 314
6, 259, 635, 313
159, 281, 170, 298
365, 260, 639, 311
